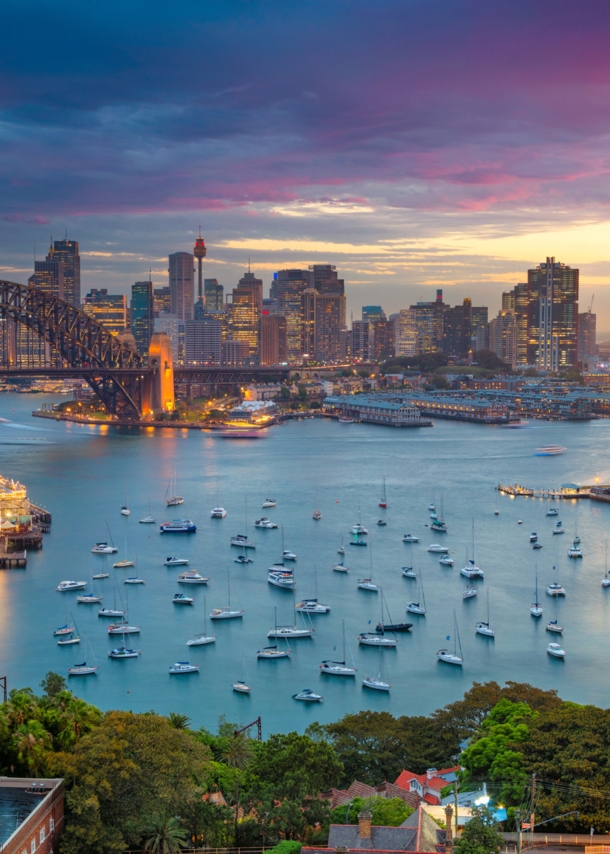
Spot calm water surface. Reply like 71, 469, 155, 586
0, 393, 609, 731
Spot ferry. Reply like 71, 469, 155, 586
159, 519, 197, 534
535, 445, 566, 456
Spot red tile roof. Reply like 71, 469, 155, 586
394, 768, 459, 794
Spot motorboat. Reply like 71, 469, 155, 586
332, 562, 349, 572
232, 680, 250, 693
402, 534, 420, 543
428, 501, 435, 512
77, 593, 103, 603
257, 645, 291, 659
350, 523, 368, 535
529, 533, 538, 543
173, 593, 194, 605
350, 536, 367, 546
295, 598, 330, 614
547, 642, 565, 658
406, 601, 426, 615
56, 580, 87, 592
553, 522, 564, 535
568, 540, 583, 558
53, 624, 74, 636
108, 646, 140, 659
494, 510, 499, 515
460, 559, 484, 579
546, 582, 566, 596
602, 575, 610, 588
439, 555, 454, 566
462, 585, 477, 600
139, 516, 156, 524
358, 633, 396, 647
574, 534, 581, 545
262, 498, 277, 508
338, 417, 354, 423
113, 559, 135, 569
98, 607, 126, 617
268, 567, 295, 589
546, 620, 563, 633
402, 566, 416, 578
427, 544, 449, 554
362, 675, 391, 691
293, 688, 322, 702
120, 506, 130, 516
164, 557, 189, 566
377, 519, 387, 527
547, 507, 558, 516
210, 507, 227, 518
429, 510, 438, 520
91, 542, 118, 554
169, 662, 199, 674
108, 622, 140, 634
68, 662, 98, 676
375, 622, 412, 632
124, 577, 145, 585
536, 445, 566, 456
255, 517, 278, 529
230, 534, 256, 549
357, 578, 379, 591
235, 554, 252, 564
92, 572, 109, 579
283, 549, 297, 561
160, 519, 197, 534
178, 571, 208, 584
437, 612, 463, 666
533, 543, 543, 550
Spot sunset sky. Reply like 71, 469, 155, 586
2, 1, 610, 326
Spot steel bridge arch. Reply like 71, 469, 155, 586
0, 280, 151, 418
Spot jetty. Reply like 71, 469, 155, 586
497, 482, 610, 502
0, 475, 51, 567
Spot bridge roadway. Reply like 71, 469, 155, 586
0, 365, 291, 384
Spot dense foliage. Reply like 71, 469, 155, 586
454, 807, 504, 854
330, 796, 414, 826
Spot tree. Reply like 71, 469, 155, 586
40, 671, 67, 697
250, 732, 343, 800
139, 815, 188, 854
12, 720, 52, 775
471, 350, 511, 371
168, 712, 191, 730
454, 806, 504, 854
224, 735, 254, 843
330, 796, 413, 827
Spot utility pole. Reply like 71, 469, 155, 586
530, 774, 536, 831
515, 810, 522, 854
454, 780, 459, 838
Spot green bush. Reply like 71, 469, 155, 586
265, 841, 302, 854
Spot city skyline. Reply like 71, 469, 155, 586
1, 2, 610, 326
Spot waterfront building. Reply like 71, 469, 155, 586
274, 269, 311, 362
131, 280, 154, 355
169, 251, 194, 322
259, 314, 287, 365
527, 257, 579, 369
83, 289, 127, 334
46, 238, 80, 305
578, 310, 597, 368
324, 394, 432, 427
221, 338, 249, 365
184, 318, 221, 364
153, 286, 171, 316
154, 314, 185, 363
376, 391, 510, 423
204, 279, 224, 312
489, 309, 518, 368
193, 229, 207, 301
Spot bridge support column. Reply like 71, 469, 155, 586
148, 333, 175, 414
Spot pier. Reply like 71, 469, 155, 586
497, 483, 610, 501
0, 476, 51, 567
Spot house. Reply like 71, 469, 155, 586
394, 767, 459, 806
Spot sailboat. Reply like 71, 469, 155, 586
166, 472, 184, 507
362, 650, 391, 691
320, 620, 357, 676
57, 611, 81, 645
211, 483, 227, 518
402, 541, 417, 578
312, 483, 322, 520
436, 611, 464, 665
460, 521, 484, 578
281, 527, 297, 561
379, 476, 387, 509
233, 658, 251, 692
77, 567, 103, 604
258, 608, 291, 658
430, 496, 447, 533
602, 545, 610, 588
108, 587, 140, 633
357, 544, 379, 591
53, 608, 75, 636
113, 535, 135, 568
407, 565, 426, 614
337, 536, 345, 555
230, 498, 256, 548
139, 501, 156, 524
209, 572, 244, 620
350, 504, 368, 535
98, 573, 126, 618
67, 635, 98, 676
475, 589, 495, 637
187, 597, 217, 646
359, 588, 397, 646
531, 568, 543, 617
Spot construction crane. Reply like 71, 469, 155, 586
589, 293, 595, 314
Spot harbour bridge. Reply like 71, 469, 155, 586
0, 281, 290, 419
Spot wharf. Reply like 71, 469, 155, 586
497, 483, 609, 500
0, 551, 27, 568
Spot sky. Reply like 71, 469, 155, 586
2, 0, 610, 327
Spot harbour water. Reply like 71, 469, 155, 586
1, 393, 610, 731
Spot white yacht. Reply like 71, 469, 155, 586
475, 590, 495, 637
531, 571, 543, 617
546, 582, 566, 597
295, 598, 330, 614
320, 621, 356, 676
68, 662, 98, 676
283, 549, 297, 561
553, 522, 564, 535
267, 566, 295, 589
402, 534, 420, 543
358, 633, 396, 647
108, 622, 140, 634
437, 612, 463, 666
262, 498, 277, 508
402, 566, 416, 578
462, 584, 477, 600
164, 557, 190, 566
547, 642, 565, 658
546, 507, 558, 516
293, 688, 322, 702
255, 517, 278, 529
546, 620, 563, 634
187, 597, 216, 646
124, 577, 145, 585
98, 607, 126, 617
178, 571, 209, 584
567, 539, 583, 558
232, 681, 250, 693
267, 623, 313, 639
460, 559, 484, 579
210, 606, 243, 620
120, 506, 130, 516
56, 580, 87, 592
362, 675, 391, 691
91, 542, 118, 554
173, 593, 193, 605
230, 534, 256, 549
406, 601, 426, 615
257, 645, 290, 659
165, 474, 184, 507
77, 592, 103, 603
427, 544, 449, 554
357, 578, 379, 591
108, 646, 140, 659
169, 662, 199, 674
350, 523, 368, 536
113, 559, 135, 569
211, 507, 227, 518
428, 501, 435, 511
439, 555, 454, 566
332, 562, 349, 572
139, 515, 156, 524
235, 554, 252, 564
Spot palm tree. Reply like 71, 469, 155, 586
139, 815, 188, 854
12, 720, 52, 775
168, 712, 191, 730
56, 696, 102, 748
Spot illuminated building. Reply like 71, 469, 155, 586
153, 286, 171, 316
169, 252, 194, 322
259, 314, 287, 365
47, 238, 80, 305
275, 269, 311, 362
371, 317, 394, 361
221, 339, 249, 365
131, 280, 154, 355
527, 257, 579, 369
28, 259, 64, 299
185, 318, 221, 364
238, 270, 263, 313
393, 310, 418, 356
310, 264, 344, 295
578, 311, 597, 368
83, 289, 127, 335
489, 309, 517, 368
193, 228, 207, 301
502, 283, 527, 364
410, 290, 446, 353
204, 279, 224, 312
229, 286, 258, 355
148, 332, 175, 412
154, 314, 185, 364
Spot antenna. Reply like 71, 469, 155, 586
589, 294, 595, 314
149, 267, 152, 284
248, 257, 251, 274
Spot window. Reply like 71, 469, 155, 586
31, 839, 36, 854
50, 818, 54, 832
40, 828, 45, 843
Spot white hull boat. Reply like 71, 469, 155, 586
139, 516, 156, 524
402, 566, 416, 578
320, 661, 356, 676
108, 647, 140, 659
169, 662, 199, 674
362, 676, 390, 691
91, 543, 118, 554
406, 602, 426, 615
210, 608, 243, 620
211, 507, 227, 518
546, 620, 563, 633
295, 599, 330, 613
333, 562, 349, 572
293, 688, 322, 702
439, 555, 454, 566
98, 608, 126, 617
546, 583, 566, 597
357, 578, 379, 591
547, 642, 565, 658
77, 593, 103, 603
92, 572, 109, 579
187, 633, 216, 646
56, 580, 87, 592
257, 645, 291, 659
358, 633, 396, 647
231, 535, 256, 549
108, 623, 140, 634
427, 544, 449, 553
113, 560, 135, 568
232, 681, 250, 693
68, 663, 98, 676
178, 572, 208, 584
267, 625, 313, 639
164, 557, 189, 566
402, 534, 420, 543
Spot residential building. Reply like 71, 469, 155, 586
83, 289, 127, 334
578, 311, 597, 367
153, 286, 171, 316
394, 766, 460, 806
204, 279, 224, 312
275, 269, 311, 362
131, 280, 154, 355
470, 305, 489, 352
154, 314, 185, 363
300, 288, 346, 363
352, 320, 371, 360
527, 257, 579, 369
301, 288, 317, 359
46, 238, 80, 305
410, 290, 446, 353
184, 318, 221, 364
501, 283, 528, 364
0, 777, 65, 854
489, 309, 518, 368
259, 314, 287, 365
169, 251, 195, 322
222, 338, 249, 365
371, 317, 394, 361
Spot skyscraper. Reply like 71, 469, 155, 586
443, 298, 471, 357
238, 271, 263, 314
410, 290, 446, 353
83, 289, 127, 334
259, 315, 287, 365
185, 318, 221, 364
169, 252, 194, 322
204, 279, 224, 312
393, 310, 418, 356
489, 310, 517, 368
28, 259, 64, 299
502, 283, 528, 364
578, 311, 597, 367
527, 258, 579, 369
153, 286, 171, 316
46, 239, 80, 306
193, 229, 207, 301
310, 264, 344, 295
131, 281, 155, 355
229, 286, 258, 356
275, 269, 311, 363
